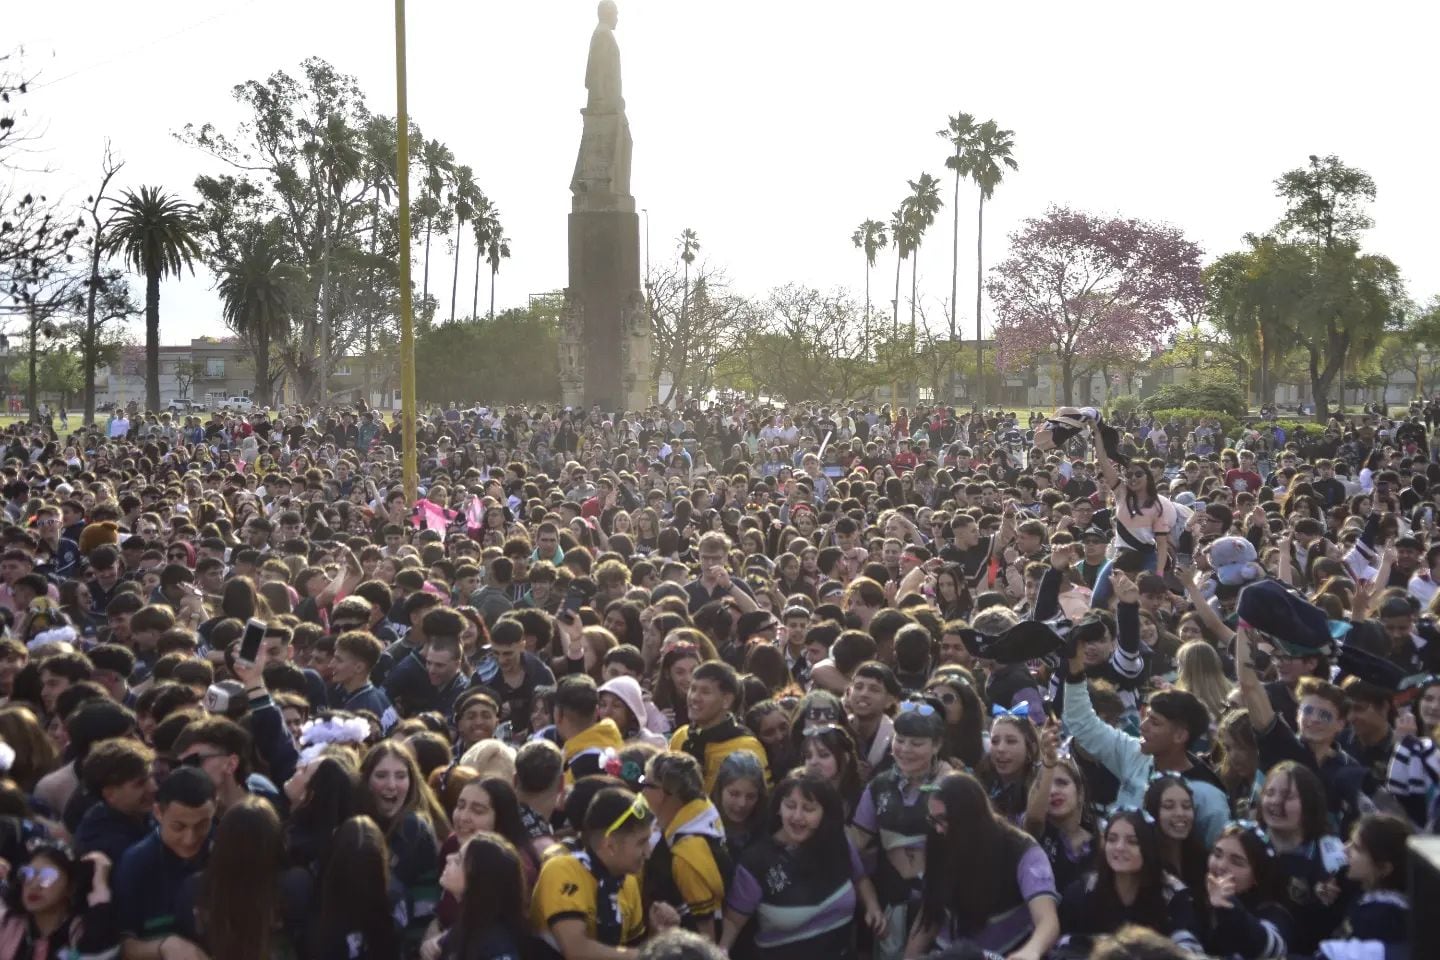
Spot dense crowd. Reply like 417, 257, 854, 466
0, 396, 1435, 960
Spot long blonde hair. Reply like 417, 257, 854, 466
1174, 640, 1233, 724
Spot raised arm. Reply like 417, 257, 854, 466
1234, 624, 1275, 732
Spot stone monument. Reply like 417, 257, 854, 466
560, 0, 652, 413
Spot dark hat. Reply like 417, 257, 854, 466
1237, 579, 1331, 656
1334, 637, 1408, 692
958, 620, 1065, 664
1081, 526, 1108, 542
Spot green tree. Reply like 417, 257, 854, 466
678, 228, 701, 342
938, 112, 978, 340
1265, 155, 1403, 421
964, 120, 1018, 396
216, 224, 302, 406
418, 137, 455, 304
448, 164, 481, 323
414, 300, 559, 403
902, 173, 943, 336
104, 186, 202, 411
484, 219, 511, 319
888, 205, 913, 336
850, 218, 887, 350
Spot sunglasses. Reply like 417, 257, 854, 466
926, 690, 958, 705
1299, 704, 1336, 724
899, 700, 937, 717
603, 794, 651, 837
1127, 470, 1148, 479
19, 865, 61, 887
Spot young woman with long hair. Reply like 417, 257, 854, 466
799, 722, 863, 817
1173, 640, 1233, 733
1024, 721, 1095, 893
1209, 709, 1262, 819
1057, 809, 1202, 954
1144, 775, 1209, 928
356, 740, 446, 952
437, 776, 539, 930
310, 816, 402, 960
978, 713, 1041, 822
906, 772, 1059, 960
720, 771, 883, 960
191, 796, 298, 960
432, 833, 528, 960
711, 752, 768, 862
1201, 821, 1291, 959
923, 671, 984, 769
1255, 761, 1346, 953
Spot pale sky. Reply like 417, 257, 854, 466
9, 0, 1439, 347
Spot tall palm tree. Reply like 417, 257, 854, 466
104, 186, 202, 411
470, 196, 498, 320
851, 219, 888, 352
890, 207, 914, 338
902, 173, 943, 337
679, 228, 701, 333
938, 113, 978, 341
418, 138, 455, 302
217, 228, 300, 406
966, 120, 1018, 397
485, 221, 511, 320
360, 117, 397, 401
449, 165, 478, 323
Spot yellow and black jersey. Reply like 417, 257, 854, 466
531, 845, 645, 958
644, 798, 731, 924
562, 718, 626, 785
668, 725, 770, 794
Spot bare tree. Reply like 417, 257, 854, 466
647, 261, 745, 407
79, 142, 127, 423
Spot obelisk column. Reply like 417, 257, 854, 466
562, 0, 652, 413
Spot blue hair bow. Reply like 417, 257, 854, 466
991, 702, 1030, 718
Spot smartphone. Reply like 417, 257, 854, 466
238, 617, 267, 665
561, 577, 597, 615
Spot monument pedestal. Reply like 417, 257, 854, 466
561, 210, 649, 412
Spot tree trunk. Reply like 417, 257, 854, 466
145, 268, 161, 412
950, 167, 960, 340
1061, 354, 1075, 406
255, 322, 272, 407
489, 266, 496, 320
863, 259, 871, 358
909, 246, 919, 339
422, 217, 432, 302
450, 217, 462, 323
975, 195, 985, 406
26, 306, 38, 421
472, 244, 482, 320
83, 241, 102, 426
893, 249, 902, 337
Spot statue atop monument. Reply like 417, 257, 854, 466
585, 0, 623, 113
571, 0, 633, 210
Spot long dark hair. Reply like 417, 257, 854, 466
925, 673, 985, 769
199, 797, 284, 960
289, 752, 361, 869
800, 724, 862, 809
1144, 776, 1208, 926
1092, 810, 1170, 932
316, 816, 399, 959
766, 771, 849, 877
450, 832, 527, 960
1213, 822, 1279, 907
471, 777, 536, 873
917, 772, 1036, 937
1258, 761, 1330, 844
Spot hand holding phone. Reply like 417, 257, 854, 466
238, 617, 267, 667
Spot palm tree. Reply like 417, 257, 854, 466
418, 138, 455, 302
360, 117, 397, 401
449, 165, 478, 323
966, 120, 1018, 399
902, 173, 943, 337
851, 219, 887, 352
217, 228, 300, 406
938, 113, 978, 341
485, 221, 511, 320
104, 186, 202, 411
679, 228, 701, 334
470, 196, 498, 319
889, 206, 913, 337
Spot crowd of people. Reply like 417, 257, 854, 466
0, 395, 1433, 960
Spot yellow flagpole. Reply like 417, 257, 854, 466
395, 0, 418, 507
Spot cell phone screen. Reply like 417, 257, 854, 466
239, 618, 267, 664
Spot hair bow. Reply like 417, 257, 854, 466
991, 702, 1030, 718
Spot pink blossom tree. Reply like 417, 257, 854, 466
989, 206, 1203, 405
